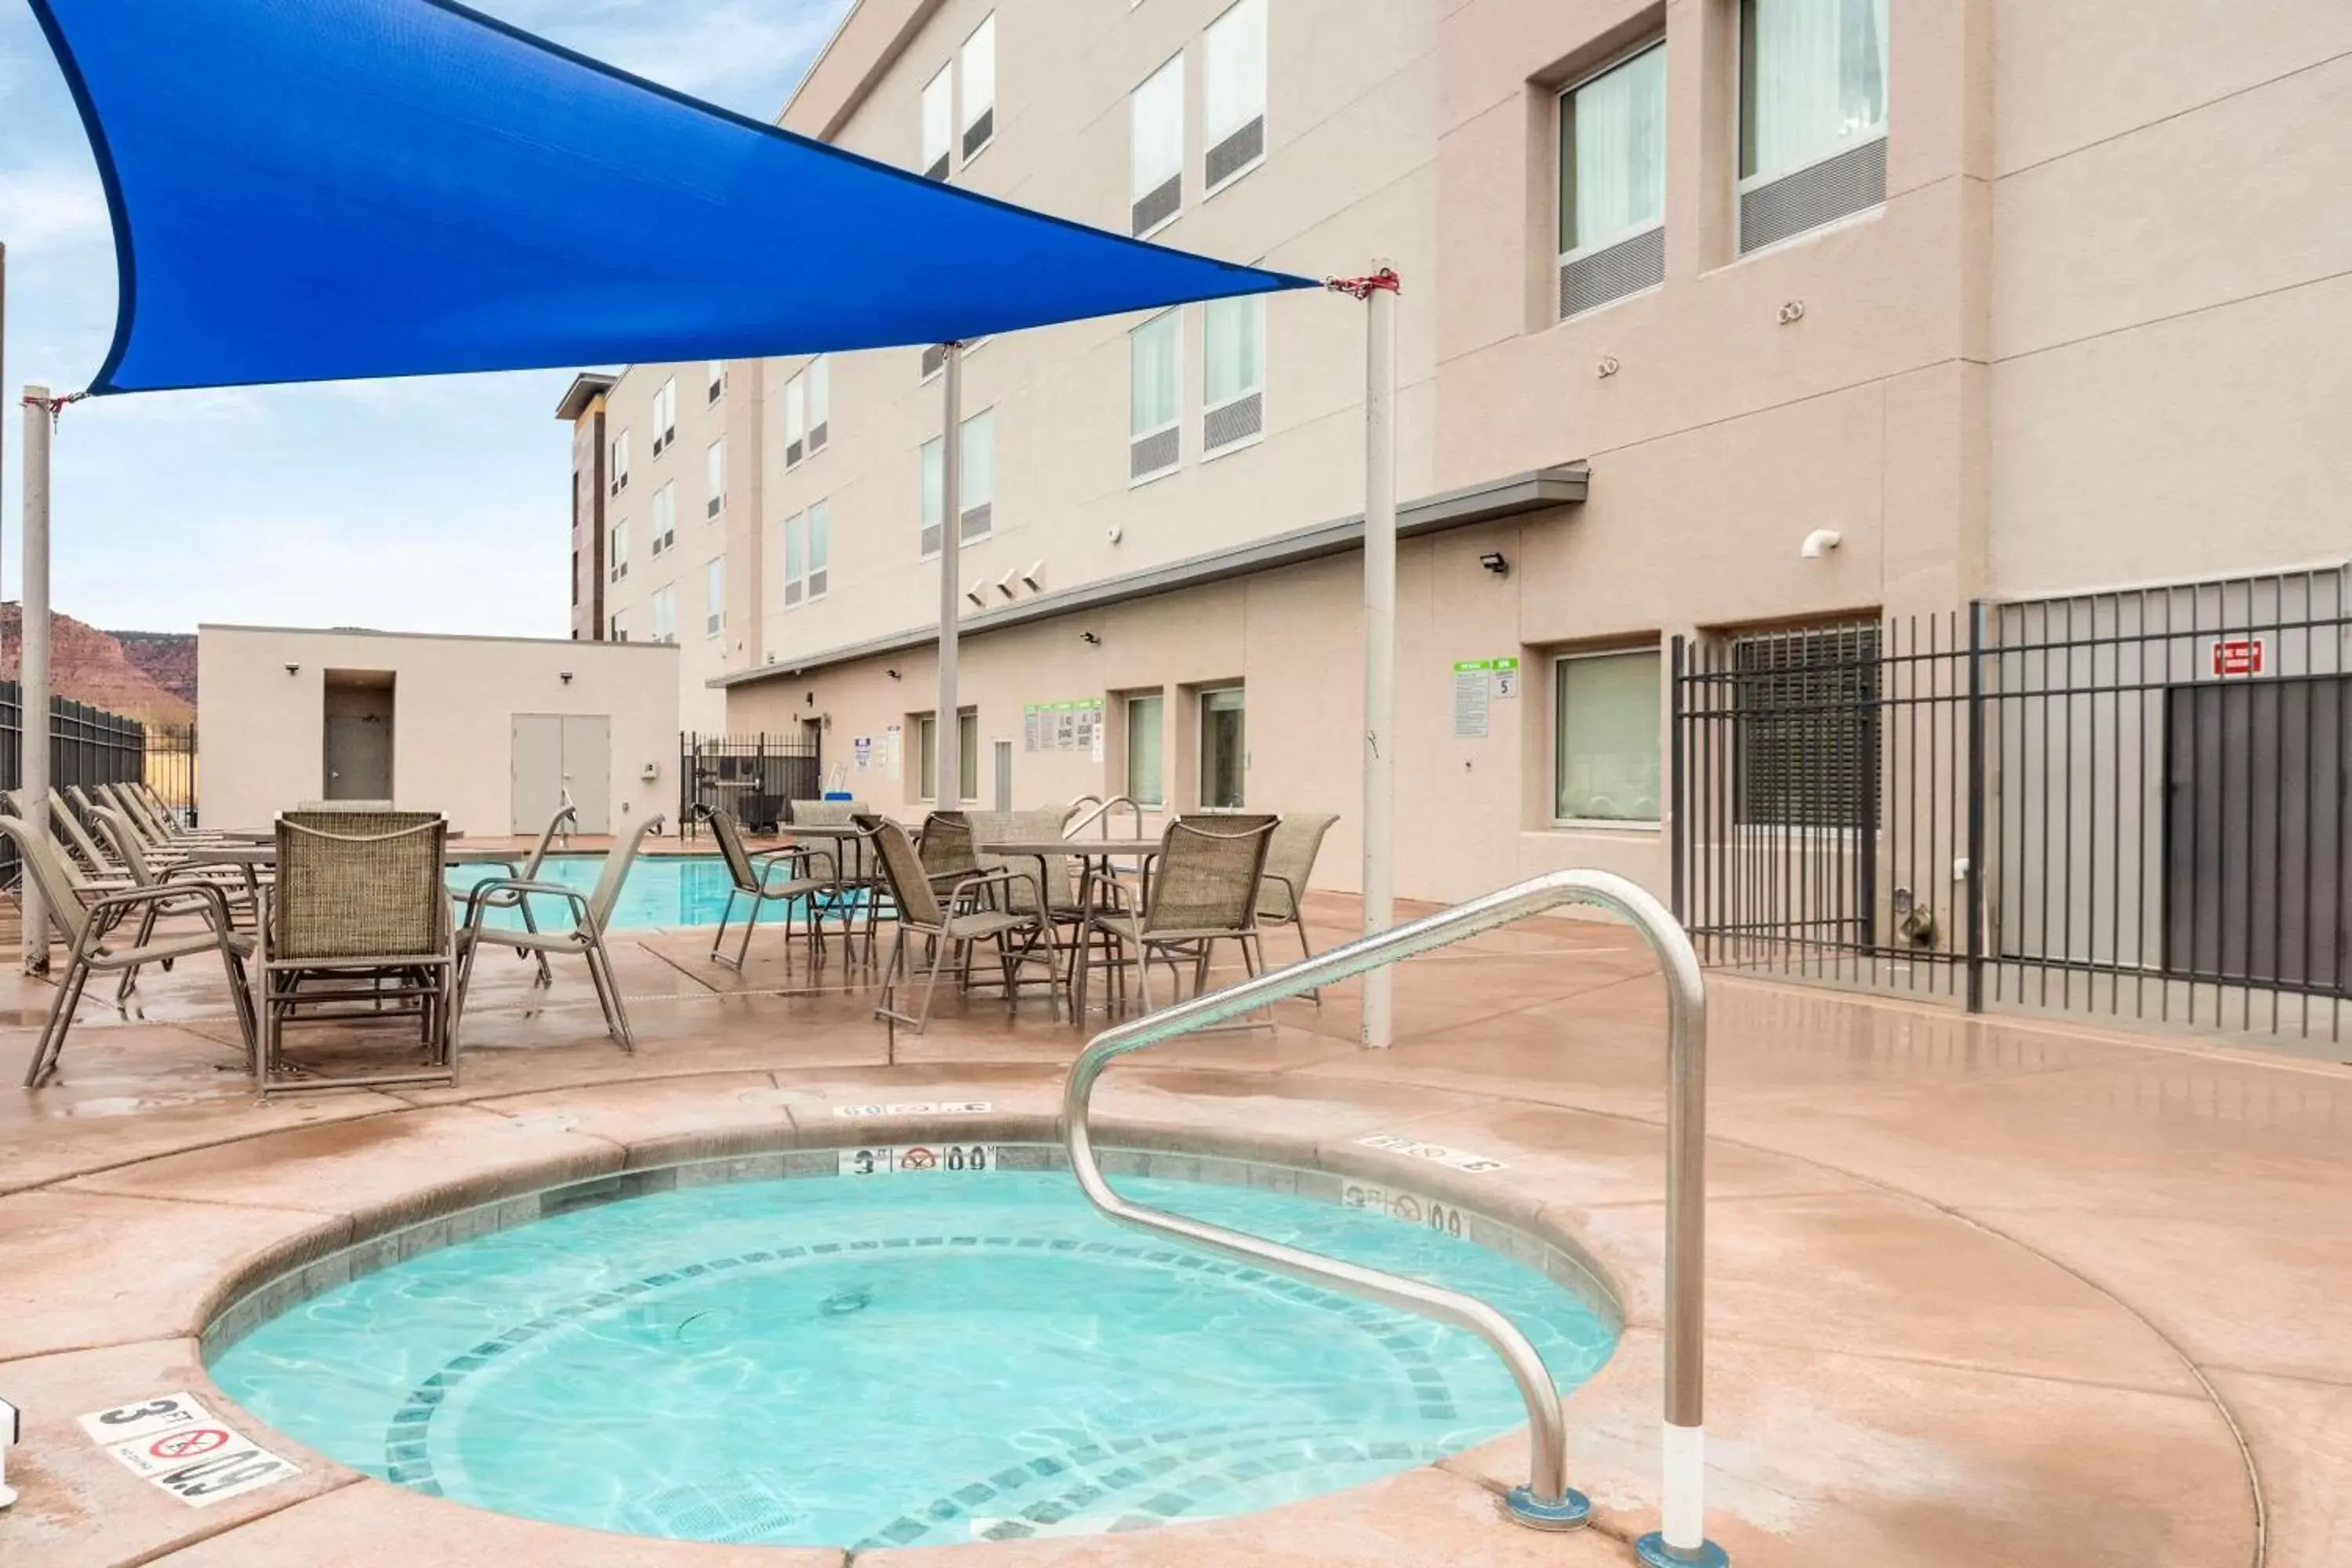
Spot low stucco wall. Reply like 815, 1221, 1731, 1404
197, 626, 680, 836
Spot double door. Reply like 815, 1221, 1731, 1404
513, 714, 612, 834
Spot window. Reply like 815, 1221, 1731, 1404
1203, 295, 1264, 452
785, 372, 807, 467
706, 360, 726, 403
706, 440, 725, 517
1556, 43, 1666, 318
571, 547, 579, 607
1553, 649, 1662, 822
1129, 309, 1181, 481
807, 357, 830, 455
1738, 0, 1889, 251
652, 377, 677, 454
918, 710, 981, 800
1200, 688, 1246, 808
649, 481, 676, 554
609, 609, 627, 641
1732, 623, 1881, 827
782, 503, 829, 606
651, 584, 677, 644
1126, 692, 1165, 806
704, 557, 724, 637
960, 14, 996, 160
1202, 0, 1267, 192
920, 410, 995, 557
1131, 55, 1184, 236
608, 520, 630, 582
609, 430, 631, 495
921, 64, 953, 177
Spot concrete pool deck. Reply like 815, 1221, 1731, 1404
0, 888, 2339, 1566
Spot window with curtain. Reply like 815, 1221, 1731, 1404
1740, 0, 1888, 182
782, 512, 806, 606
960, 15, 996, 158
608, 520, 628, 581
705, 439, 724, 517
784, 372, 806, 466
1131, 55, 1184, 234
919, 714, 937, 798
1126, 692, 1165, 806
917, 711, 981, 800
609, 609, 627, 641
1200, 687, 1246, 808
920, 436, 944, 558
653, 377, 677, 449
610, 430, 630, 493
651, 585, 677, 644
960, 408, 995, 541
1203, 0, 1266, 191
921, 64, 953, 176
706, 360, 725, 401
1559, 43, 1665, 256
807, 356, 830, 453
1130, 308, 1180, 480
704, 557, 724, 636
1553, 649, 1661, 822
1203, 294, 1264, 451
806, 500, 829, 599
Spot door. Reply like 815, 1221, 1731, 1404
993, 739, 1013, 811
512, 714, 612, 834
323, 675, 396, 800
562, 716, 612, 833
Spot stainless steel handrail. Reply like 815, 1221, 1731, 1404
1062, 869, 1727, 1561
1062, 793, 1145, 839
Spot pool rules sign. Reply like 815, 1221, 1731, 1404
78, 1392, 301, 1508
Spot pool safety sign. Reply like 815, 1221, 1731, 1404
840, 1143, 999, 1176
1451, 658, 1520, 739
79, 1393, 301, 1508
1022, 699, 1103, 754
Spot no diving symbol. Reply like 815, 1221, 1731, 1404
150, 1428, 230, 1461
898, 1147, 938, 1171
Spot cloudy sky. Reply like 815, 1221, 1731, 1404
0, 0, 850, 637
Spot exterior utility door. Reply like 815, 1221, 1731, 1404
512, 714, 612, 834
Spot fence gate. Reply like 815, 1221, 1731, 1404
1672, 569, 2352, 1046
679, 731, 823, 834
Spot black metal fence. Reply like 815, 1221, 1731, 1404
1672, 569, 2352, 1044
144, 722, 198, 822
0, 682, 175, 880
678, 731, 823, 836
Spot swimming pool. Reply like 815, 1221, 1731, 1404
448, 854, 812, 932
209, 1162, 1615, 1549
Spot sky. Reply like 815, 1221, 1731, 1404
0, 0, 851, 637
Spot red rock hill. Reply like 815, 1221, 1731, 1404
0, 604, 195, 727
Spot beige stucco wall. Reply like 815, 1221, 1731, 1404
197, 626, 680, 837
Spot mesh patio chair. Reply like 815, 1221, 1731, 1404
7, 815, 257, 1087
791, 799, 881, 960
1076, 814, 1278, 1022
256, 811, 455, 1094
702, 805, 836, 972
91, 804, 263, 999
0, 789, 131, 890
448, 802, 576, 988
1256, 811, 1340, 999
971, 806, 1091, 984
101, 781, 227, 848
452, 813, 665, 1051
855, 813, 1056, 1050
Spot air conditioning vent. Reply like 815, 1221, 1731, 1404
808, 569, 827, 597
1739, 136, 1886, 255
920, 343, 947, 379
706, 382, 722, 404
961, 110, 993, 159
960, 502, 993, 542
920, 522, 942, 558
661, 528, 675, 550
786, 438, 804, 467
1130, 426, 1178, 481
1204, 390, 1262, 452
706, 613, 721, 635
707, 495, 721, 519
1559, 225, 1664, 320
924, 154, 949, 181
808, 422, 828, 455
1131, 173, 1181, 237
784, 579, 803, 607
1205, 116, 1264, 191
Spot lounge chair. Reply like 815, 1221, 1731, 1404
702, 806, 834, 973
1075, 814, 1278, 1019
256, 811, 456, 1094
1256, 811, 1340, 995
5, 814, 256, 1087
856, 813, 1055, 1047
90, 805, 263, 999
452, 813, 665, 1051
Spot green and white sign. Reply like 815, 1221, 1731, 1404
1451, 658, 1520, 738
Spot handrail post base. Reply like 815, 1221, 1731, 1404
1635, 1532, 1730, 1566
1503, 1485, 1592, 1531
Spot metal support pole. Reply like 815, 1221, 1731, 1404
1963, 598, 1987, 1014
20, 383, 50, 974
936, 343, 964, 811
1359, 268, 1398, 1049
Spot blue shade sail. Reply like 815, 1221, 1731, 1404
27, 0, 1319, 395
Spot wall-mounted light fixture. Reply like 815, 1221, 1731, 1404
1080, 631, 1102, 647
886, 667, 902, 681
1478, 552, 1511, 577
559, 670, 575, 684
804, 691, 815, 706
284, 663, 300, 676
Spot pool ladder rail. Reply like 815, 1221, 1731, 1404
1061, 869, 1729, 1567
1060, 793, 1148, 839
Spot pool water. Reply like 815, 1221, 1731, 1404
448, 855, 822, 932
209, 1170, 1615, 1549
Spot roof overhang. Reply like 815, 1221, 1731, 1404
554, 372, 617, 422
714, 462, 1588, 689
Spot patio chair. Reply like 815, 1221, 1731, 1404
855, 813, 1055, 1047
971, 805, 1091, 975
791, 799, 881, 960
91, 805, 263, 999
448, 803, 576, 987
1257, 811, 1340, 996
451, 813, 665, 1051
1075, 814, 1278, 1021
256, 811, 456, 1094
109, 781, 230, 845
5, 814, 256, 1088
0, 789, 131, 889
702, 806, 835, 972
